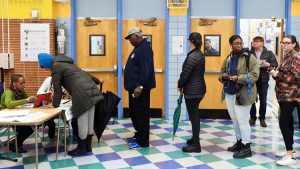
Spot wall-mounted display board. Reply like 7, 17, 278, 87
20, 23, 50, 62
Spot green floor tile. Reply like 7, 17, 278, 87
49, 158, 76, 169
151, 120, 168, 125
165, 150, 191, 159
157, 133, 173, 139
207, 138, 229, 144
178, 121, 189, 126
261, 162, 293, 169
111, 144, 129, 152
137, 147, 161, 155
227, 158, 256, 168
92, 141, 107, 148
216, 126, 233, 131
112, 128, 130, 133
200, 123, 210, 128
23, 154, 48, 165
0, 152, 22, 159
79, 163, 105, 169
195, 154, 222, 163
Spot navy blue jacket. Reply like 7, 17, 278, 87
124, 38, 156, 91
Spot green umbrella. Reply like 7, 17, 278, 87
172, 93, 183, 140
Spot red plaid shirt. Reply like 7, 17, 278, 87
275, 50, 300, 102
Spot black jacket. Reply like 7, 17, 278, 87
251, 46, 278, 83
51, 56, 103, 118
124, 38, 156, 91
178, 49, 206, 97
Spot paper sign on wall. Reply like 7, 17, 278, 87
172, 36, 184, 55
20, 23, 50, 62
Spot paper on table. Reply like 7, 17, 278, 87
0, 112, 48, 122
0, 110, 30, 117
19, 112, 48, 122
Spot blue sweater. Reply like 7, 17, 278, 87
224, 51, 244, 95
124, 38, 156, 91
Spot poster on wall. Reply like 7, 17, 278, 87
204, 35, 221, 56
20, 23, 50, 62
172, 36, 184, 55
89, 35, 106, 56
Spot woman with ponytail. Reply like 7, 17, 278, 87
178, 32, 206, 153
270, 35, 300, 166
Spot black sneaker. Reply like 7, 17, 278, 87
233, 143, 252, 159
227, 139, 242, 152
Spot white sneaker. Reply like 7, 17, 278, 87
276, 154, 297, 166
275, 150, 296, 157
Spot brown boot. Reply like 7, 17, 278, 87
249, 118, 256, 125
260, 119, 267, 127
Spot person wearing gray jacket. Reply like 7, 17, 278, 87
38, 53, 103, 156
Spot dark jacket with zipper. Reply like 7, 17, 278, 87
178, 48, 206, 98
124, 38, 156, 92
51, 56, 103, 118
251, 46, 278, 83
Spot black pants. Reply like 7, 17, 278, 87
279, 102, 298, 151
15, 126, 34, 147
250, 80, 268, 120
185, 97, 203, 147
129, 90, 151, 147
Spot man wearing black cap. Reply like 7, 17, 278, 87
124, 27, 156, 149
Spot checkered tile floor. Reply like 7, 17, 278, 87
1, 118, 300, 169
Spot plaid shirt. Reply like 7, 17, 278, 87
275, 50, 300, 102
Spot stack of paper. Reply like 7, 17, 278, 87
0, 110, 30, 117
0, 111, 48, 122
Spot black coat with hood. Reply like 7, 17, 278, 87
51, 56, 103, 118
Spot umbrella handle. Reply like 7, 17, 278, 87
180, 88, 183, 94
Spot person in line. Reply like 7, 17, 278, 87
269, 35, 300, 166
0, 74, 36, 153
178, 32, 206, 153
249, 36, 278, 127
219, 35, 259, 158
38, 53, 103, 156
124, 27, 156, 149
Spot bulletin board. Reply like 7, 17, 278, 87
20, 23, 50, 62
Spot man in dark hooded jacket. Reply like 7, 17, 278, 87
249, 36, 278, 127
38, 53, 103, 156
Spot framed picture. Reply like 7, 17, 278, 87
143, 35, 152, 47
89, 34, 106, 56
204, 35, 221, 56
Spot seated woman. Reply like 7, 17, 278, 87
0, 74, 36, 153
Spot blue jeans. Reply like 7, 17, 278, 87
225, 93, 252, 144
250, 80, 268, 120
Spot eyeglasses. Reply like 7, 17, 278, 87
280, 41, 292, 45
